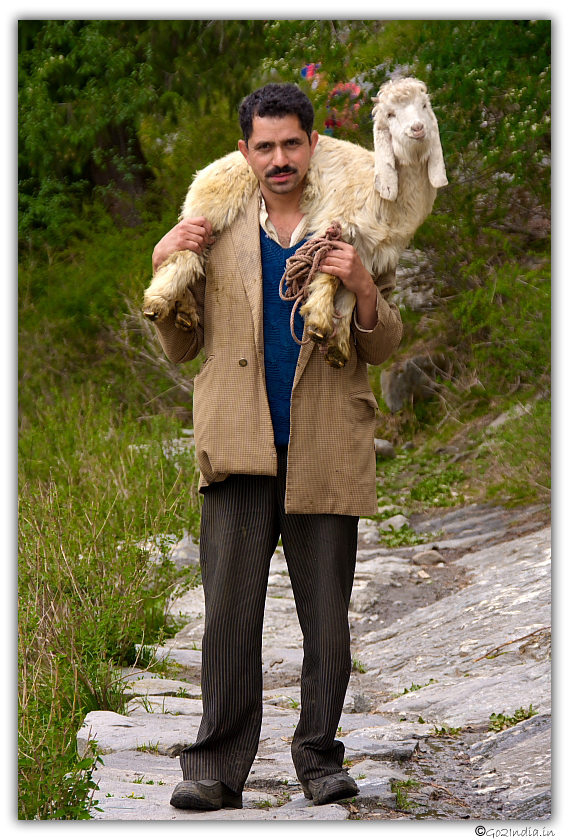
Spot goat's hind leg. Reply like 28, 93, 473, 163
300, 272, 339, 344
324, 286, 356, 369
174, 285, 199, 331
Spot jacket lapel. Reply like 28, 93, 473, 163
229, 188, 315, 382
229, 191, 264, 353
292, 327, 315, 389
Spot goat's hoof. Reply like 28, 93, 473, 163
307, 325, 329, 344
175, 310, 199, 332
325, 346, 347, 369
143, 294, 172, 323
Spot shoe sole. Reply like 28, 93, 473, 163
303, 778, 359, 806
170, 790, 222, 810
170, 781, 242, 811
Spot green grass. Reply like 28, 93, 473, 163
401, 679, 436, 695
391, 778, 421, 810
18, 389, 202, 819
488, 705, 537, 732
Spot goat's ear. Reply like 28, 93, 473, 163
427, 127, 448, 189
373, 126, 398, 201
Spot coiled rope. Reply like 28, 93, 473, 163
278, 221, 344, 346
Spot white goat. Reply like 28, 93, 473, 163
143, 77, 447, 367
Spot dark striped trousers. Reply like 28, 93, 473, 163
180, 448, 358, 794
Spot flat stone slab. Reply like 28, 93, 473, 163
349, 759, 409, 782
123, 677, 202, 697
340, 735, 419, 761
354, 528, 551, 726
377, 665, 550, 729
78, 514, 551, 821
128, 696, 204, 716
90, 771, 348, 820
78, 711, 200, 757
468, 713, 551, 819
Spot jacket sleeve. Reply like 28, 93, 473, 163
153, 272, 206, 364
352, 268, 403, 366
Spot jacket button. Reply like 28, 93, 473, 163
238, 358, 248, 367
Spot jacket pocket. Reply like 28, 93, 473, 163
193, 354, 215, 384
350, 390, 378, 413
348, 389, 378, 434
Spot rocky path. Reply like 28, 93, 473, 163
78, 503, 551, 821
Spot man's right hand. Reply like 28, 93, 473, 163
152, 217, 215, 273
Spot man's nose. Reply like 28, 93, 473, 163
272, 145, 288, 167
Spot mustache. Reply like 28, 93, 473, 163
266, 165, 298, 177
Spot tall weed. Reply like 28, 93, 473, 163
18, 387, 202, 818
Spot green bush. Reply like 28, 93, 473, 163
450, 262, 551, 390
480, 398, 551, 505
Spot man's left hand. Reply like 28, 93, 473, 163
319, 242, 378, 330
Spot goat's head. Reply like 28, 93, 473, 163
372, 77, 448, 201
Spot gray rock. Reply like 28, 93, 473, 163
340, 735, 419, 761
169, 531, 200, 568
262, 646, 304, 680
169, 587, 205, 622
350, 581, 380, 613
354, 529, 551, 727
487, 403, 529, 430
411, 530, 508, 551
353, 777, 397, 804
78, 710, 200, 757
123, 678, 202, 698
358, 518, 380, 544
91, 780, 348, 821
377, 504, 398, 515
379, 514, 410, 532
381, 354, 449, 413
374, 439, 396, 458
128, 696, 203, 716
349, 759, 409, 782
344, 692, 373, 714
147, 646, 203, 669
468, 714, 551, 819
412, 549, 445, 565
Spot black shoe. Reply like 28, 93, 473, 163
302, 771, 359, 806
170, 779, 243, 811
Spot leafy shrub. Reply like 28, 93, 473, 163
450, 263, 551, 391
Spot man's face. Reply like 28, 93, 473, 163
238, 114, 318, 197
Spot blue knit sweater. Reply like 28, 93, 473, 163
260, 228, 307, 447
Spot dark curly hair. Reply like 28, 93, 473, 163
238, 83, 315, 145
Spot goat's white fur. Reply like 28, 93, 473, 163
144, 77, 447, 367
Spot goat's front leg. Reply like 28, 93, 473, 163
324, 285, 356, 369
300, 271, 339, 344
173, 285, 199, 331
143, 250, 204, 325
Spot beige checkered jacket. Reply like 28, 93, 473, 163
155, 191, 403, 515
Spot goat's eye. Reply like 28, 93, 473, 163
423, 103, 427, 109
387, 111, 395, 118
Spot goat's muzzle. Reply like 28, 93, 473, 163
410, 123, 426, 140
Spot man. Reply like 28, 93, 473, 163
152, 83, 403, 811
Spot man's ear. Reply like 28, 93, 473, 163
310, 130, 319, 156
238, 139, 250, 163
